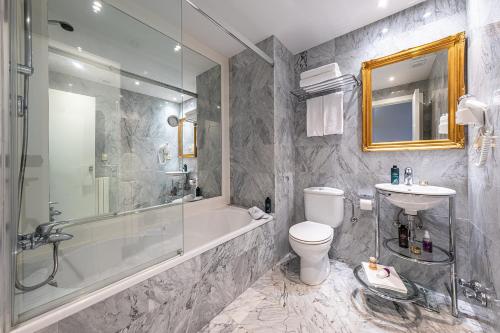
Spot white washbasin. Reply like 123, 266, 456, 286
375, 183, 455, 214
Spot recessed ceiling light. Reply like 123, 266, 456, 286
77, 46, 82, 52
92, 1, 102, 13
389, 76, 395, 82
72, 61, 84, 70
423, 11, 432, 18
174, 44, 181, 52
68, 83, 73, 87
173, 97, 178, 101
378, 0, 388, 8
134, 81, 140, 86
381, 27, 389, 34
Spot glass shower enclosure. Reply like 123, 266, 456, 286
10, 0, 185, 324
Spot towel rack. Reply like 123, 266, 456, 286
290, 74, 362, 102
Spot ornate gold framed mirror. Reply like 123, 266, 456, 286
362, 32, 466, 151
178, 118, 197, 158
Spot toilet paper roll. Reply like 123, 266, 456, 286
360, 199, 373, 211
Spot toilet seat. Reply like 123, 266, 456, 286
289, 221, 333, 245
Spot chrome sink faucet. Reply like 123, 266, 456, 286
404, 167, 413, 186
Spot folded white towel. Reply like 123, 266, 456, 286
323, 92, 344, 135
300, 71, 341, 89
362, 262, 407, 294
248, 206, 271, 220
306, 96, 324, 137
300, 63, 341, 80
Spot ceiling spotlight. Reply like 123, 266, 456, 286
134, 81, 140, 86
92, 1, 102, 13
423, 11, 432, 18
173, 97, 178, 101
72, 61, 84, 70
77, 46, 83, 52
389, 76, 395, 82
174, 44, 181, 52
378, 0, 388, 8
381, 27, 389, 34
68, 83, 73, 87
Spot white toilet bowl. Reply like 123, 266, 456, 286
289, 221, 334, 285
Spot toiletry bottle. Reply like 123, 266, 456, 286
398, 223, 409, 248
422, 230, 433, 253
265, 197, 272, 213
391, 165, 400, 185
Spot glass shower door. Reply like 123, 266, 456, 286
11, 0, 184, 324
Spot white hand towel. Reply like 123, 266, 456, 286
248, 206, 271, 220
323, 92, 344, 135
306, 96, 324, 137
300, 63, 341, 80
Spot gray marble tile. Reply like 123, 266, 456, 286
35, 221, 276, 333
196, 65, 222, 199
202, 257, 493, 333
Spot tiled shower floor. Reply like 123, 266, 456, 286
200, 257, 495, 333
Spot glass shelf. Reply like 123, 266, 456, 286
353, 265, 420, 303
383, 238, 454, 266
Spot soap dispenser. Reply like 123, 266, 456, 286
391, 165, 400, 184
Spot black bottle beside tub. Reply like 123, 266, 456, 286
265, 197, 272, 213
398, 223, 409, 248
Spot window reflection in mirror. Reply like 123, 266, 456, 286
371, 50, 449, 143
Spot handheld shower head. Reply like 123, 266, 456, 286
48, 20, 74, 32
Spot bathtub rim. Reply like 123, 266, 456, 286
11, 198, 272, 333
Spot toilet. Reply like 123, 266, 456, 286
289, 187, 344, 285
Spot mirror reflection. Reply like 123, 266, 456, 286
43, 5, 222, 223
371, 50, 449, 143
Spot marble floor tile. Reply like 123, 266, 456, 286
201, 257, 495, 333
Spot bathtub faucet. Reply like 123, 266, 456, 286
17, 222, 73, 252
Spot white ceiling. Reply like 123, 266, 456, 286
181, 0, 426, 56
47, 0, 217, 101
372, 52, 442, 91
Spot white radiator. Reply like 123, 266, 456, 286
95, 177, 110, 214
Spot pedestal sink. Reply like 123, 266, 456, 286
375, 183, 456, 215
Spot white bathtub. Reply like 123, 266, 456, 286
13, 203, 273, 332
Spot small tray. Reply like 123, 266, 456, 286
353, 265, 420, 303
383, 238, 454, 266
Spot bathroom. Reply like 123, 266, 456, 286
0, 0, 499, 332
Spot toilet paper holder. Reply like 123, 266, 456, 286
344, 197, 358, 223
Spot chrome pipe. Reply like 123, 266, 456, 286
375, 190, 380, 259
184, 0, 274, 66
449, 195, 459, 317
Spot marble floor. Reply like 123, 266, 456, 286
200, 257, 495, 333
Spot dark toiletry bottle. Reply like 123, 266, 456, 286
265, 197, 272, 214
391, 165, 400, 185
422, 230, 433, 253
398, 224, 409, 248
196, 187, 202, 197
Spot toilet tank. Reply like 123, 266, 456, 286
304, 187, 344, 228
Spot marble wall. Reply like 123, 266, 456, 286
49, 71, 188, 214
196, 65, 222, 198
293, 0, 469, 294
35, 221, 276, 333
466, 0, 500, 328
230, 37, 296, 259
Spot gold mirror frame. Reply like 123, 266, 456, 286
362, 32, 466, 152
178, 118, 197, 158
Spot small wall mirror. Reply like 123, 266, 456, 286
178, 117, 197, 158
362, 32, 466, 151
